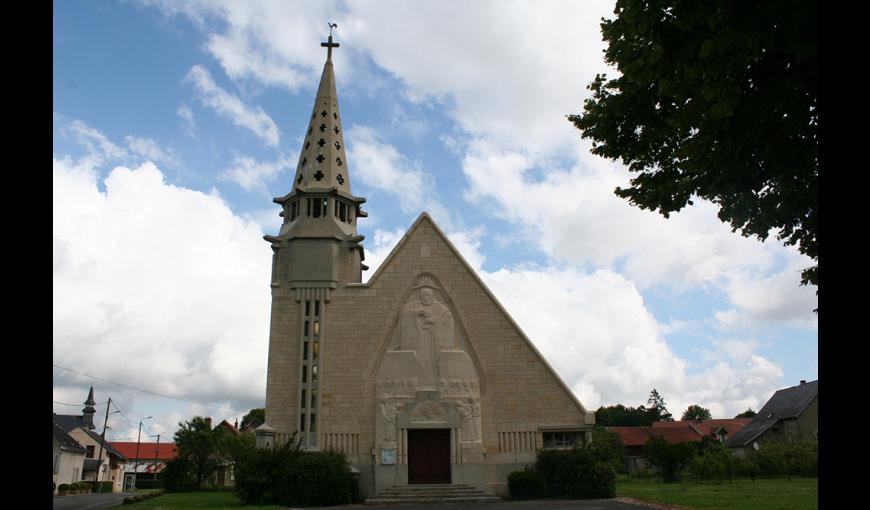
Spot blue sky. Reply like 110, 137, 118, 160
53, 0, 817, 442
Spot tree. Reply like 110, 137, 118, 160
646, 388, 673, 422
240, 408, 265, 431
734, 408, 757, 419
644, 436, 696, 483
595, 404, 653, 426
681, 405, 712, 421
173, 416, 224, 489
569, 0, 817, 289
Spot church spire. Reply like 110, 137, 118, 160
290, 26, 354, 196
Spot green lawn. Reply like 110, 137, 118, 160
617, 477, 818, 510
108, 491, 286, 509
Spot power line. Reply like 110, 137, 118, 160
52, 363, 247, 415
53, 400, 110, 407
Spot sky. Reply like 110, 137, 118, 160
53, 0, 818, 443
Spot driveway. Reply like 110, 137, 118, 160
52, 492, 135, 510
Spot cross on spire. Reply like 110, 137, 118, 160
321, 23, 339, 62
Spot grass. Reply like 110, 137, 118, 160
616, 476, 818, 510
108, 491, 286, 509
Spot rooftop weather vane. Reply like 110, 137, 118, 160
322, 22, 339, 61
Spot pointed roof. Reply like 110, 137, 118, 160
289, 34, 356, 200
357, 212, 595, 423
726, 380, 818, 447
82, 386, 96, 413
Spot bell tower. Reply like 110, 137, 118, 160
263, 29, 367, 449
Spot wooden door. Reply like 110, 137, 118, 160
408, 429, 451, 484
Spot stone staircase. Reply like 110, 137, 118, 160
365, 483, 501, 505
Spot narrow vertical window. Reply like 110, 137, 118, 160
314, 300, 320, 316
313, 321, 320, 336
301, 389, 307, 409
300, 414, 306, 431
302, 366, 307, 383
303, 341, 309, 360
311, 389, 317, 408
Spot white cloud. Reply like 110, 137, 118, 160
478, 265, 784, 418
177, 103, 196, 136
126, 136, 182, 168
219, 153, 291, 194
184, 65, 280, 146
59, 118, 128, 166
53, 156, 272, 410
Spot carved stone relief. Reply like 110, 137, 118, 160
374, 273, 483, 451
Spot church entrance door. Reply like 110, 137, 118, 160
407, 429, 451, 484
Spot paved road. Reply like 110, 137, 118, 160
52, 492, 135, 510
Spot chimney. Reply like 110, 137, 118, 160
205, 417, 212, 429
800, 380, 806, 385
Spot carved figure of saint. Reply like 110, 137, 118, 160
379, 398, 404, 443
455, 397, 481, 443
398, 287, 454, 388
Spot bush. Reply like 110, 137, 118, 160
536, 448, 616, 499
689, 442, 735, 482
58, 483, 70, 493
234, 437, 354, 507
134, 479, 163, 490
644, 437, 696, 483
91, 481, 113, 493
161, 456, 198, 492
508, 467, 546, 499
754, 439, 817, 478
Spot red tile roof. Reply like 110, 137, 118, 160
611, 419, 754, 447
108, 442, 178, 461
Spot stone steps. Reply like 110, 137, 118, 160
366, 484, 501, 505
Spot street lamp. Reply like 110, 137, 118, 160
133, 416, 152, 492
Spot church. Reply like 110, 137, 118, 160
256, 34, 595, 497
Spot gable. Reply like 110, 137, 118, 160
360, 212, 593, 423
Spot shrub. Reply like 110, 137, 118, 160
234, 437, 354, 507
754, 439, 817, 478
58, 483, 70, 493
644, 437, 696, 483
91, 481, 113, 493
134, 479, 163, 490
536, 448, 616, 499
161, 456, 198, 492
508, 467, 546, 499
689, 442, 735, 482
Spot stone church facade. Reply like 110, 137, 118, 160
258, 35, 595, 497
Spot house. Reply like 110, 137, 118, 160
211, 418, 241, 486
109, 441, 178, 490
53, 421, 86, 494
67, 427, 128, 492
726, 379, 818, 458
610, 418, 752, 473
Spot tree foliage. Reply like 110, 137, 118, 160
681, 404, 712, 421
647, 388, 673, 422
644, 436, 696, 483
734, 408, 757, 419
172, 416, 231, 490
595, 404, 652, 427
569, 0, 817, 288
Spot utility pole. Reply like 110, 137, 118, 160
133, 416, 152, 491
95, 397, 111, 493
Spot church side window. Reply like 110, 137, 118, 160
298, 295, 322, 447
543, 431, 585, 449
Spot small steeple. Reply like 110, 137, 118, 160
290, 24, 355, 196
82, 386, 96, 429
